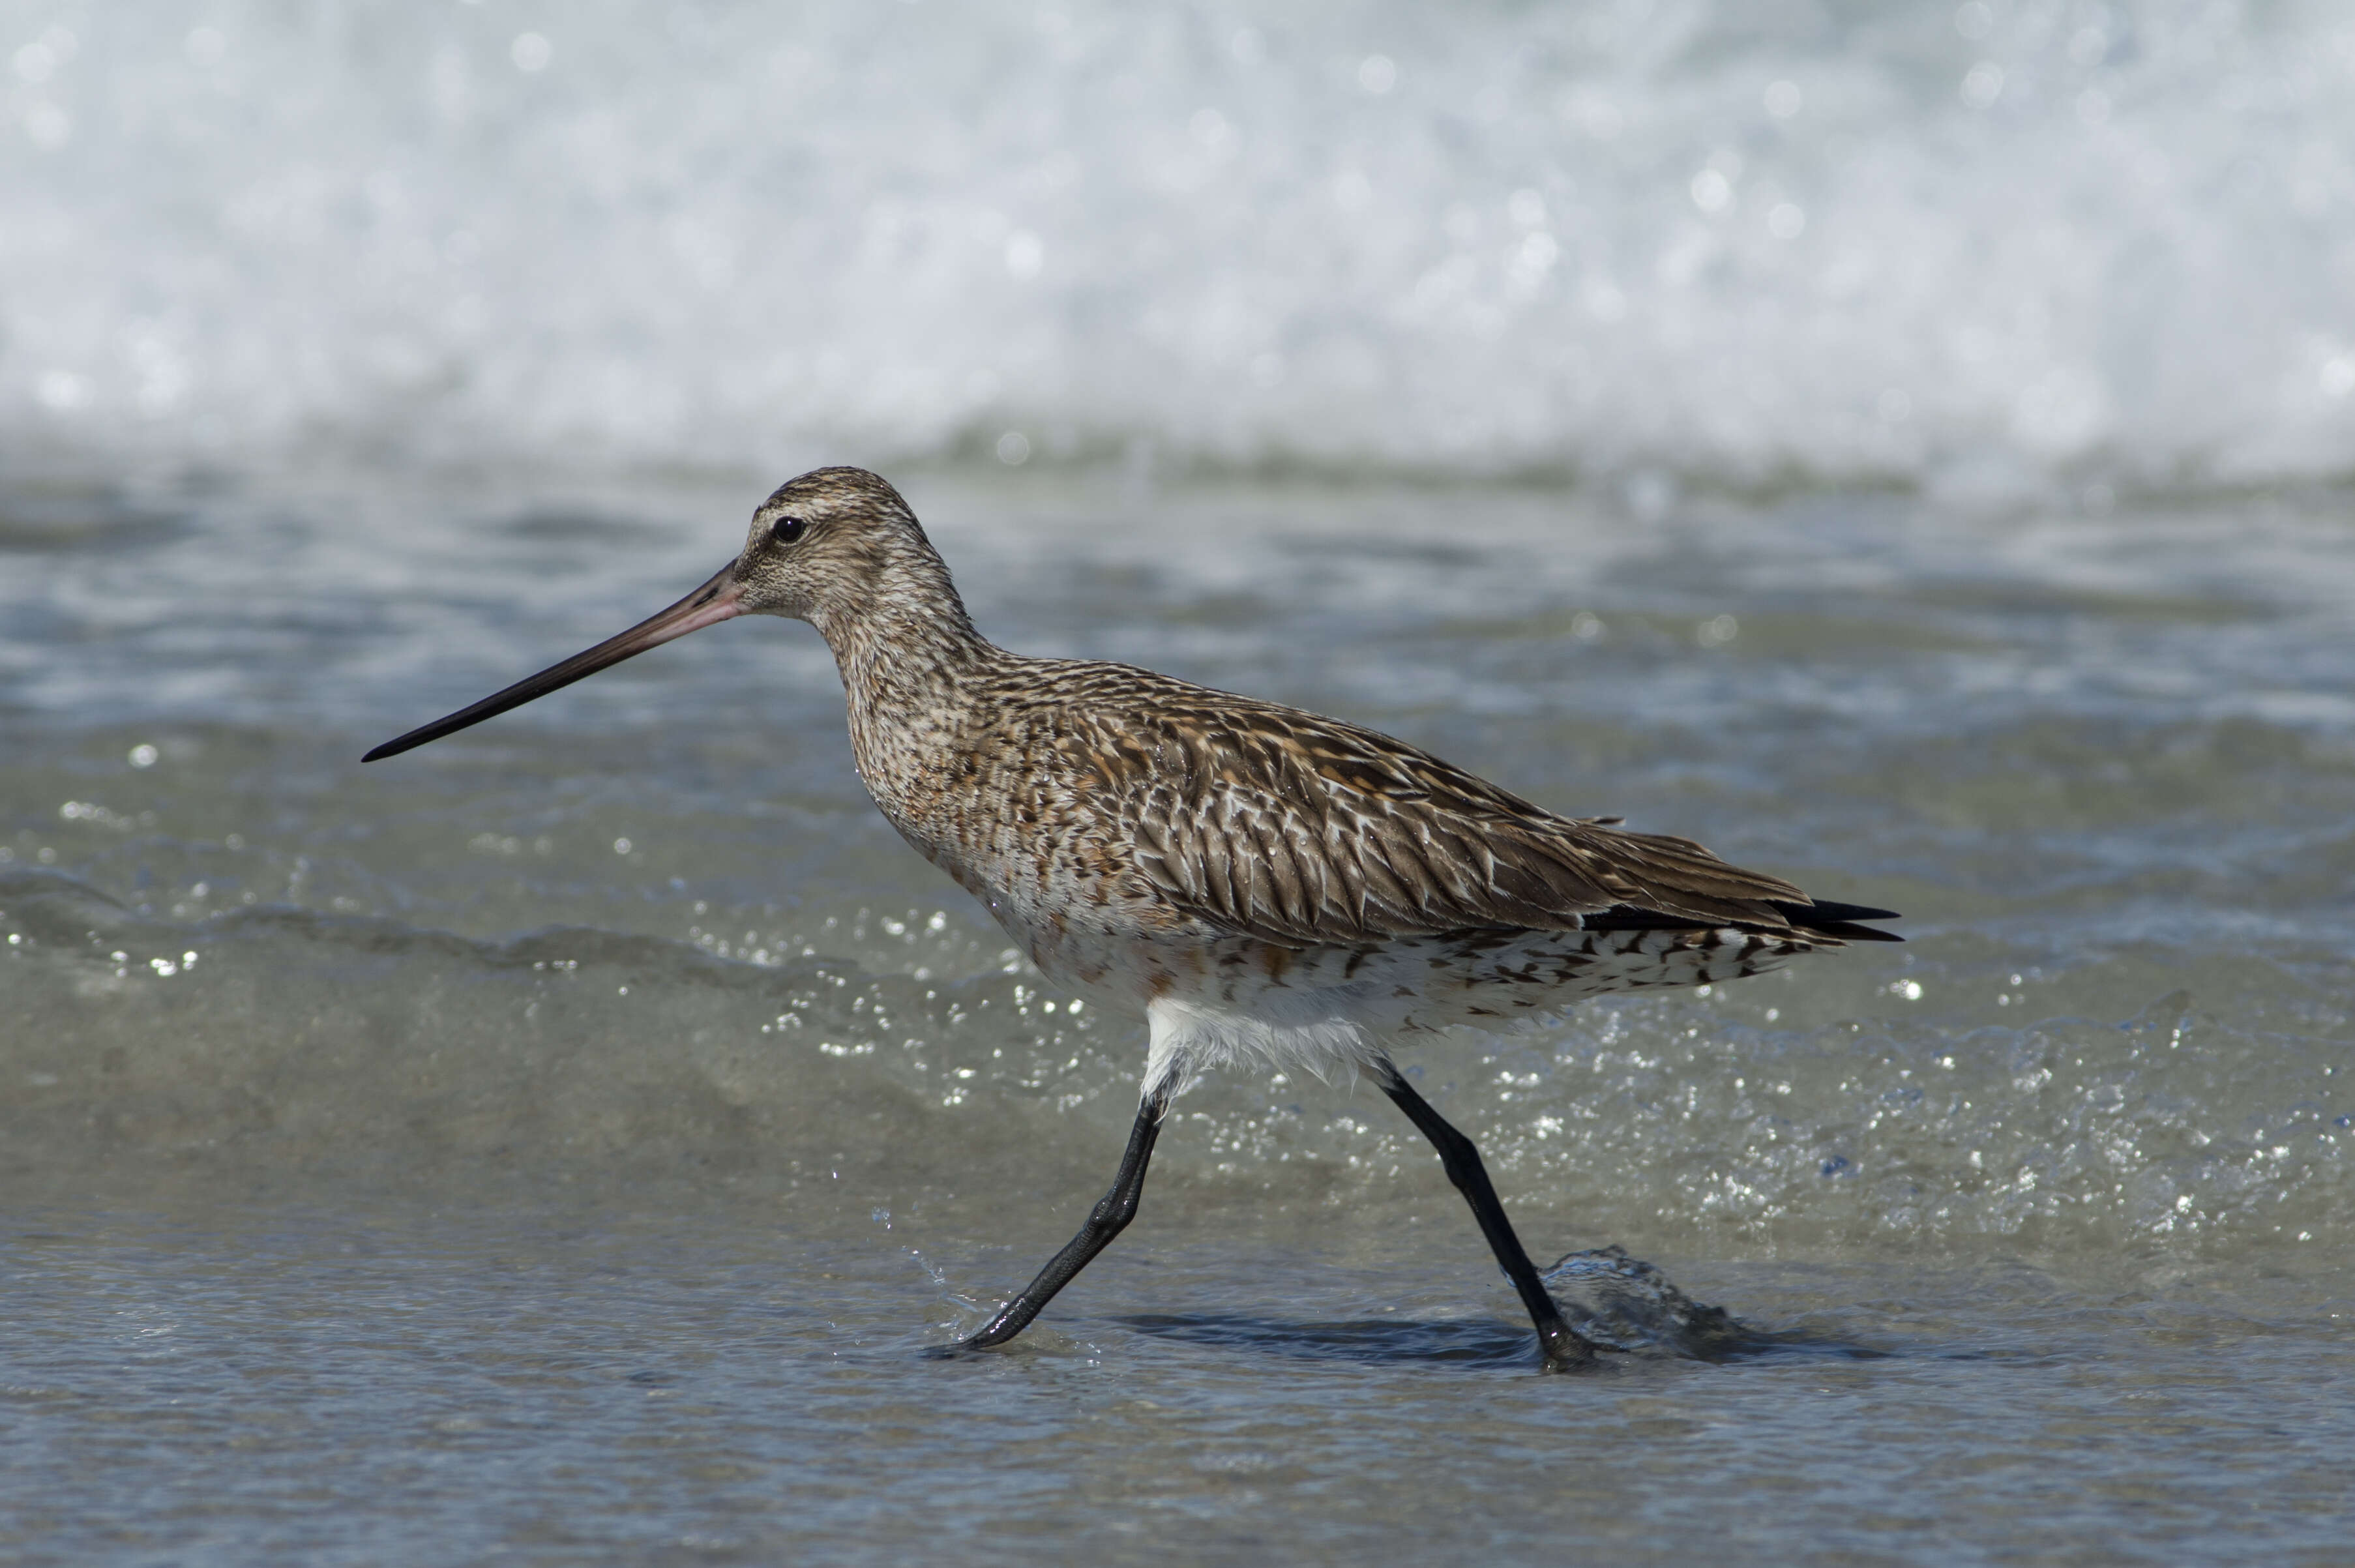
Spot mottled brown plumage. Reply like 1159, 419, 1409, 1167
366, 464, 1897, 1368
720, 470, 1887, 1022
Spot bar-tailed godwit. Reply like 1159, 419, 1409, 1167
367, 467, 1897, 1369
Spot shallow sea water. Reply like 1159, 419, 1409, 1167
3, 467, 2352, 1564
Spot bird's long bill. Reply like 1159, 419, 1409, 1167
362, 561, 744, 763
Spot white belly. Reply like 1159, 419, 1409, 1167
1049, 923, 1828, 1100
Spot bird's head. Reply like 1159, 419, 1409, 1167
731, 466, 944, 630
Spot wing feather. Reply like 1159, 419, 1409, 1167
1041, 674, 1816, 947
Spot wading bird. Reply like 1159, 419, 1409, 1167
366, 467, 1897, 1369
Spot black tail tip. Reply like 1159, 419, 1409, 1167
1774, 898, 1904, 942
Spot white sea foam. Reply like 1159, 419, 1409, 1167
3, 1, 2354, 488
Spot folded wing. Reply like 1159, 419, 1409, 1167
1087, 690, 1876, 948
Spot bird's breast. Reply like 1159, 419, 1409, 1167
858, 750, 1189, 988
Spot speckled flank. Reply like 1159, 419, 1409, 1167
720, 468, 1889, 1099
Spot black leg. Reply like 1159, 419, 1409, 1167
1375, 1063, 1597, 1370
955, 1086, 1172, 1351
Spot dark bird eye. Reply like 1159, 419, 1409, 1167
771, 516, 807, 545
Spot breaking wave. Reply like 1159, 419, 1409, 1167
5, 1, 2355, 494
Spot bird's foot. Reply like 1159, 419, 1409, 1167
926, 1331, 1014, 1359
1538, 1322, 1603, 1373
929, 1313, 1024, 1358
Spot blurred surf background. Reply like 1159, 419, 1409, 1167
7, 0, 2355, 491
3, 3, 2352, 1564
